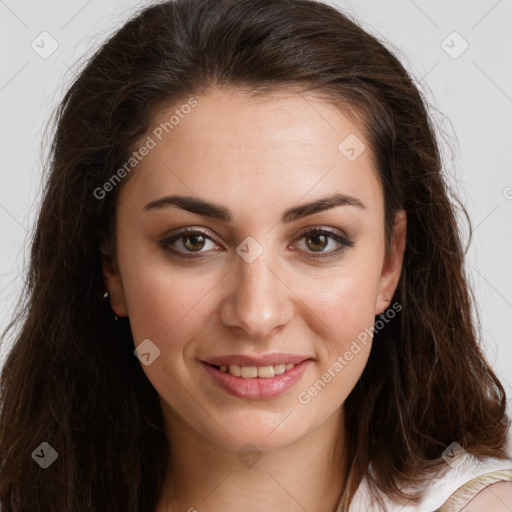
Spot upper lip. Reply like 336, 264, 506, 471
202, 353, 313, 367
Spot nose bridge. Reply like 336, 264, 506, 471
220, 240, 292, 338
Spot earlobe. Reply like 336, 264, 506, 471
101, 248, 129, 317
375, 209, 407, 315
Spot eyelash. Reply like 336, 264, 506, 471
159, 226, 354, 260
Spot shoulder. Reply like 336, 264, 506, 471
348, 456, 512, 512
438, 468, 512, 512
459, 480, 512, 511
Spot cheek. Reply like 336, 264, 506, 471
118, 253, 217, 346
296, 272, 376, 409
301, 262, 381, 344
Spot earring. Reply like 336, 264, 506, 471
103, 290, 118, 321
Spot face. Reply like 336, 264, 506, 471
102, 87, 406, 452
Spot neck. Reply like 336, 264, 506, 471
156, 405, 347, 512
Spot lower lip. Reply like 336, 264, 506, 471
201, 360, 312, 400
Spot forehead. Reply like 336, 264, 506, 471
119, 87, 383, 223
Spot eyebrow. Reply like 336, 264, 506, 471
143, 192, 366, 223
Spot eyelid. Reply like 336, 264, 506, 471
293, 225, 350, 242
159, 226, 220, 253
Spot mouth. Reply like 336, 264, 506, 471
200, 355, 313, 400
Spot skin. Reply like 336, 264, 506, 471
102, 87, 407, 511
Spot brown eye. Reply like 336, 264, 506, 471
182, 233, 206, 252
294, 228, 355, 258
160, 227, 354, 261
160, 228, 220, 258
305, 233, 329, 252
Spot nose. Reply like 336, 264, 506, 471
219, 247, 294, 340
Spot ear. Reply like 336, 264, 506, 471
101, 243, 129, 317
375, 209, 407, 316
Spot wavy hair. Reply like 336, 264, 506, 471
0, 0, 509, 510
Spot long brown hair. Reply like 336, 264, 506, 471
0, 0, 509, 510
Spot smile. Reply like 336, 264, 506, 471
201, 359, 312, 400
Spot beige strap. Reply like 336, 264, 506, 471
437, 469, 512, 512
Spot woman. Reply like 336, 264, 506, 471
0, 0, 511, 510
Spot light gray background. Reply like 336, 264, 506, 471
1, 0, 511, 436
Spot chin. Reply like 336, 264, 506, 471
200, 412, 313, 452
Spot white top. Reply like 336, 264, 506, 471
341, 453, 512, 511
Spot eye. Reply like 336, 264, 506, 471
160, 227, 220, 258
292, 227, 354, 259
159, 226, 354, 259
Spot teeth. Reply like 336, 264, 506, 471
219, 363, 297, 378
241, 366, 258, 378
257, 366, 274, 378
273, 364, 286, 375
228, 365, 241, 377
